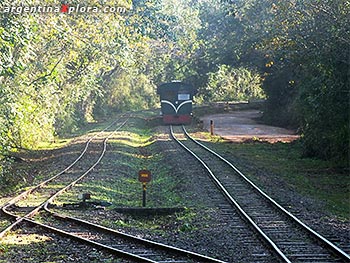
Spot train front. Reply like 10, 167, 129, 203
157, 81, 195, 125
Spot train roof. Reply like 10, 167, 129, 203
157, 81, 196, 94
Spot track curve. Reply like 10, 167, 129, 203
170, 125, 350, 263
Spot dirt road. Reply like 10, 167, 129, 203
200, 110, 299, 143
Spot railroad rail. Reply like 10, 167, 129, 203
0, 117, 226, 262
0, 117, 127, 237
170, 125, 350, 263
23, 210, 226, 263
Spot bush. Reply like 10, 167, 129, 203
203, 65, 265, 102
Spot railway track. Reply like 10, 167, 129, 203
0, 117, 226, 263
22, 210, 226, 263
0, 117, 127, 236
170, 125, 350, 263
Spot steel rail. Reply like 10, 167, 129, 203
38, 121, 226, 263
0, 117, 122, 212
0, 119, 117, 209
22, 217, 158, 263
170, 125, 292, 263
181, 126, 350, 262
1, 119, 160, 263
40, 210, 227, 263
0, 118, 127, 239
1, 119, 226, 263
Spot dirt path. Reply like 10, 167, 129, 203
200, 110, 299, 143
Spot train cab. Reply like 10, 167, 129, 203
157, 81, 196, 125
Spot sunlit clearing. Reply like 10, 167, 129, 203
156, 133, 171, 141
191, 131, 221, 142
111, 139, 154, 147
109, 131, 154, 147
36, 138, 73, 150
114, 150, 152, 159
1, 233, 52, 245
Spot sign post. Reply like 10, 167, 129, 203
210, 120, 214, 135
142, 183, 147, 207
138, 170, 152, 207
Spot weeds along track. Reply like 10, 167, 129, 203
0, 116, 226, 263
170, 125, 350, 263
0, 117, 128, 236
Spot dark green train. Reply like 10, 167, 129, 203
157, 81, 196, 124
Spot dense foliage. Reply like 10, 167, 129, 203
192, 0, 349, 163
205, 65, 264, 102
0, 0, 348, 176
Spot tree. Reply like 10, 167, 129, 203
205, 65, 265, 102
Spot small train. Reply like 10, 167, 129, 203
157, 81, 196, 125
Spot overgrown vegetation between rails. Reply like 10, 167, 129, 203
0, 109, 348, 262
46, 113, 204, 234
1, 113, 211, 261
0, 118, 120, 199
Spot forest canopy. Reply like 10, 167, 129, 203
0, 0, 349, 168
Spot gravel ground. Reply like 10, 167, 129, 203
200, 110, 299, 143
0, 115, 348, 263
51, 124, 276, 263
199, 111, 349, 252
220, 152, 350, 251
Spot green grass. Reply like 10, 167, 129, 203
36, 118, 119, 150
111, 207, 199, 233
54, 114, 190, 209
0, 218, 9, 230
200, 137, 349, 219
0, 117, 125, 197
50, 113, 201, 234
